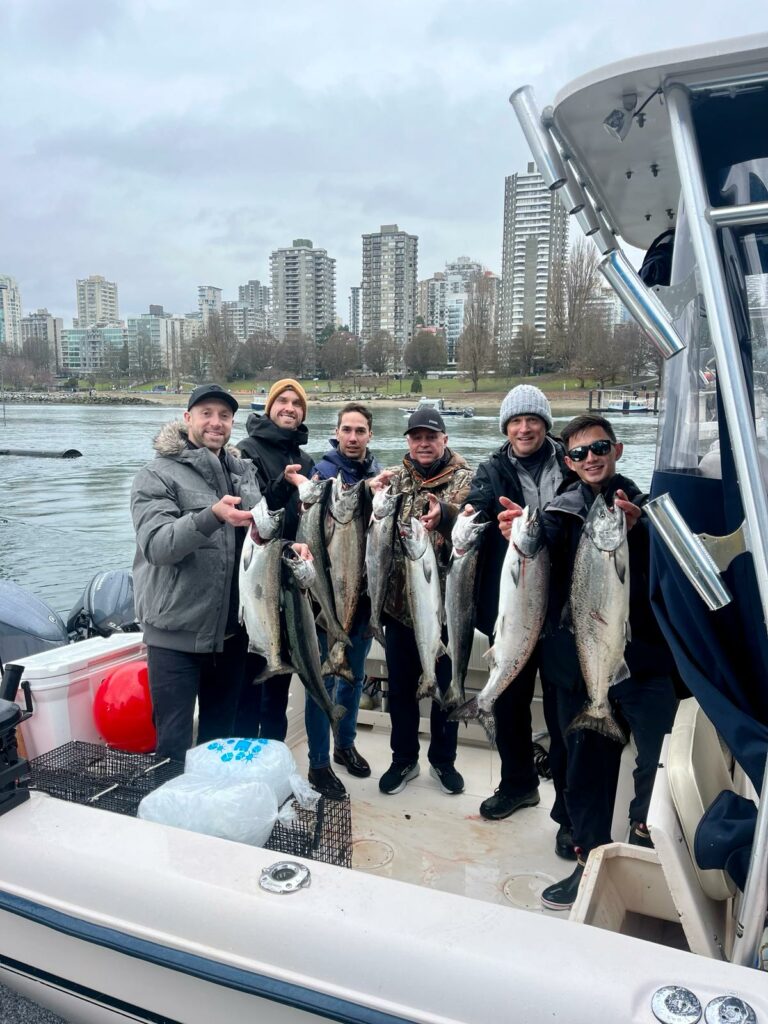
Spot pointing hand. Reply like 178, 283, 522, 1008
497, 495, 523, 541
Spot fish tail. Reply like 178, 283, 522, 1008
415, 674, 436, 701
330, 703, 347, 734
442, 681, 463, 709
566, 706, 627, 744
252, 661, 295, 684
448, 696, 479, 722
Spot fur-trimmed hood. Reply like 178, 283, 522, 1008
153, 419, 242, 459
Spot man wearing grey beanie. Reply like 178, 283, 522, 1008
460, 384, 575, 860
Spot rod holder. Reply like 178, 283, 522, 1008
509, 86, 567, 190
646, 493, 732, 610
599, 250, 687, 359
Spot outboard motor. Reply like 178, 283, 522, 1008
66, 569, 139, 640
0, 581, 69, 672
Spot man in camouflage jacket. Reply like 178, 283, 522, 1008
374, 407, 473, 797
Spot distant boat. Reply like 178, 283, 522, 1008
603, 390, 652, 414
400, 396, 474, 418
251, 395, 266, 412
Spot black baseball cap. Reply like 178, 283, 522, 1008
404, 407, 447, 435
187, 383, 238, 414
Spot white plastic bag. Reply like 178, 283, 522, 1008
137, 774, 294, 846
184, 738, 318, 808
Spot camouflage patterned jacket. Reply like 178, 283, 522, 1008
383, 450, 473, 627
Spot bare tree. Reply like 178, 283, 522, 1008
181, 335, 207, 382
274, 330, 314, 378
403, 328, 447, 376
457, 273, 496, 391
512, 324, 540, 378
363, 329, 396, 375
546, 239, 600, 373
319, 331, 358, 387
235, 329, 278, 377
22, 336, 52, 371
585, 316, 624, 387
200, 312, 241, 382
132, 326, 163, 381
616, 321, 662, 386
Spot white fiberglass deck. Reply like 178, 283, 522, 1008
293, 722, 569, 914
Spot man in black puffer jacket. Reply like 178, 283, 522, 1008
461, 385, 575, 861
234, 378, 315, 739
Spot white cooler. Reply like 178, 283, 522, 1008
10, 634, 147, 759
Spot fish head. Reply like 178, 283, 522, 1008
298, 477, 330, 507
282, 549, 317, 590
329, 475, 364, 523
511, 505, 543, 558
584, 493, 627, 551
371, 485, 399, 520
451, 510, 490, 557
251, 497, 284, 541
399, 516, 429, 560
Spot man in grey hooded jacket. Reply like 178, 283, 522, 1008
131, 384, 263, 760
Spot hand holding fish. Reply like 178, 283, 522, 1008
290, 542, 313, 561
497, 495, 524, 540
212, 495, 256, 526
369, 469, 396, 492
462, 503, 475, 516
614, 490, 642, 531
420, 493, 442, 531
284, 464, 309, 488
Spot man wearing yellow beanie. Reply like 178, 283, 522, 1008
234, 378, 314, 740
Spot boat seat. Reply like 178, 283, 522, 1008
665, 697, 736, 901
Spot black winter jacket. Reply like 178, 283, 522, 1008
463, 436, 570, 637
538, 473, 677, 692
236, 414, 315, 541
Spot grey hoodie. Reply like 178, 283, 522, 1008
131, 420, 262, 653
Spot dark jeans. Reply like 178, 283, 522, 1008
383, 615, 458, 768
146, 631, 248, 762
233, 653, 291, 741
556, 674, 678, 855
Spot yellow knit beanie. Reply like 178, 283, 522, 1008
264, 378, 308, 422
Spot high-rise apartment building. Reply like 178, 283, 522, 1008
222, 301, 267, 343
0, 275, 23, 351
61, 324, 127, 374
238, 279, 271, 311
361, 224, 418, 365
75, 275, 119, 327
499, 162, 568, 365
197, 286, 222, 326
349, 286, 361, 337
269, 239, 336, 346
21, 308, 63, 372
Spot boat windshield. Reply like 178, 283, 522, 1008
656, 151, 768, 484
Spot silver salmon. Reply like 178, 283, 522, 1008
569, 494, 630, 743
239, 525, 294, 681
281, 551, 346, 734
325, 476, 366, 681
399, 516, 446, 701
450, 506, 549, 739
365, 487, 403, 645
444, 511, 489, 708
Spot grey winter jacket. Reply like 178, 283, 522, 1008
131, 420, 262, 653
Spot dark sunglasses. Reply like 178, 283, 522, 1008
567, 439, 615, 462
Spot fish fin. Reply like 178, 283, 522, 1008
482, 645, 497, 670
422, 561, 433, 585
508, 559, 521, 587
415, 675, 436, 701
253, 661, 295, 684
238, 605, 244, 626
329, 703, 347, 735
612, 658, 631, 686
448, 696, 478, 722
613, 545, 628, 585
437, 642, 449, 660
625, 620, 632, 644
566, 707, 627, 744
431, 689, 446, 710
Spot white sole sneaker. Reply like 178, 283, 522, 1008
379, 762, 420, 795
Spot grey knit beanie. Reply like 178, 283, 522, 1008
499, 384, 553, 434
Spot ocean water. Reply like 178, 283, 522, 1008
0, 402, 658, 617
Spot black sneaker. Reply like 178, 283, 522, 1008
379, 761, 419, 795
555, 824, 577, 861
540, 862, 585, 911
628, 821, 654, 849
479, 787, 540, 820
429, 764, 465, 795
308, 765, 347, 800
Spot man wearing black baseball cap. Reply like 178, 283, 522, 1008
370, 405, 473, 798
131, 382, 259, 760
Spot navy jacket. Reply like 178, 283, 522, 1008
313, 440, 381, 485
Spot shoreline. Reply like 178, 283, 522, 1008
2, 390, 594, 417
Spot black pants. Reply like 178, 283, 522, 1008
556, 674, 678, 855
383, 615, 458, 768
146, 631, 248, 762
491, 644, 570, 827
232, 654, 291, 741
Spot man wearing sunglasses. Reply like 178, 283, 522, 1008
461, 384, 575, 862
497, 413, 678, 911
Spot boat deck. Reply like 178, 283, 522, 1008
292, 723, 568, 916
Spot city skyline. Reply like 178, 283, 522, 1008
4, 1, 763, 325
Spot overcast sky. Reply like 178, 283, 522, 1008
3, 0, 766, 324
